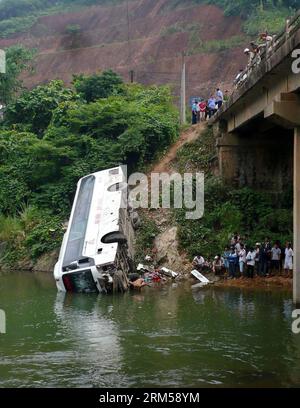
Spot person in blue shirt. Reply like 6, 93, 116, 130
228, 247, 238, 279
191, 101, 198, 125
223, 246, 230, 275
208, 96, 216, 118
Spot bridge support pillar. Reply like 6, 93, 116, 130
294, 127, 300, 305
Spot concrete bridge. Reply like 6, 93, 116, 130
212, 11, 300, 304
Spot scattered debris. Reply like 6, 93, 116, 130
160, 267, 179, 279
137, 263, 153, 273
191, 269, 211, 285
132, 263, 181, 290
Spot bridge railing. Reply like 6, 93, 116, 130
235, 10, 300, 89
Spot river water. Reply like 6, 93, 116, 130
0, 271, 300, 388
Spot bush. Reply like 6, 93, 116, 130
173, 127, 293, 260
135, 214, 159, 261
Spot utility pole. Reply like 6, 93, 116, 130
130, 70, 134, 84
180, 52, 186, 125
126, 1, 134, 83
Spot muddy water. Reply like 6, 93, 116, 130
0, 271, 300, 388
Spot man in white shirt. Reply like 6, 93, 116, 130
284, 242, 294, 278
216, 88, 224, 109
246, 248, 256, 279
193, 255, 205, 272
271, 243, 281, 276
238, 244, 247, 277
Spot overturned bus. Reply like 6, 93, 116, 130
54, 166, 136, 294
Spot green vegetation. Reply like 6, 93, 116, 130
0, 15, 38, 38
206, 0, 299, 35
134, 215, 159, 261
161, 22, 202, 37
173, 127, 293, 259
243, 8, 291, 36
0, 0, 297, 40
0, 45, 36, 104
73, 70, 124, 102
188, 35, 246, 55
65, 24, 82, 35
0, 52, 179, 267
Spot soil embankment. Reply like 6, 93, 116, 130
0, 0, 247, 98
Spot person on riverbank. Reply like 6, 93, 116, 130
255, 243, 261, 275
213, 255, 224, 276
228, 248, 238, 279
238, 244, 247, 277
284, 242, 294, 278
193, 254, 205, 272
223, 246, 230, 275
271, 243, 281, 276
246, 247, 256, 279
259, 238, 272, 277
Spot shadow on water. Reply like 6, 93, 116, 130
0, 272, 300, 387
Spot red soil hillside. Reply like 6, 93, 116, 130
0, 0, 248, 99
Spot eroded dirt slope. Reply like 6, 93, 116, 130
0, 0, 247, 97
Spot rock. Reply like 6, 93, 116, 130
16, 257, 34, 271
33, 249, 59, 273
154, 226, 190, 273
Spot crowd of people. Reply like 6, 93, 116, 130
191, 31, 276, 124
234, 31, 274, 88
193, 234, 294, 280
191, 88, 229, 124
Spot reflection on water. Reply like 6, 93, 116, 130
0, 271, 300, 387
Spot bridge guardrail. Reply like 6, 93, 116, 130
238, 11, 300, 87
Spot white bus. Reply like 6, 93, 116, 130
54, 166, 136, 294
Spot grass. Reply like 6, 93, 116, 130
243, 8, 291, 36
161, 22, 203, 37
188, 35, 248, 55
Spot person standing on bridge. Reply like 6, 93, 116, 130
216, 88, 224, 109
244, 48, 255, 70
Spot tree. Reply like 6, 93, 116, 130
73, 70, 124, 102
4, 80, 78, 136
0, 45, 35, 104
65, 24, 81, 35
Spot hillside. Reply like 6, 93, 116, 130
0, 0, 248, 98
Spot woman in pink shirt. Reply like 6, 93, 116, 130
199, 100, 207, 122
